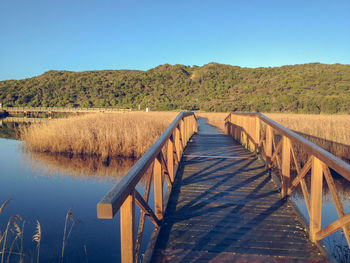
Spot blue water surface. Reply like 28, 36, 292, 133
0, 138, 153, 262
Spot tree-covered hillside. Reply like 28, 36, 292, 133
1, 63, 349, 113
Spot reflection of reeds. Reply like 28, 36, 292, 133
24, 151, 137, 182
327, 235, 350, 263
20, 112, 177, 158
23, 151, 154, 186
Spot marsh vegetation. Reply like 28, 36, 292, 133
2, 111, 350, 262
20, 112, 177, 159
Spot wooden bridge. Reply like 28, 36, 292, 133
97, 112, 350, 262
1, 117, 48, 123
1, 106, 129, 115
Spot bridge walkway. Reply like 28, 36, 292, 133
150, 118, 326, 262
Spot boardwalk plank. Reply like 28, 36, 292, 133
150, 118, 326, 262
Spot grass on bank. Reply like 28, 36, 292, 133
197, 112, 350, 146
264, 113, 350, 146
20, 111, 350, 162
20, 112, 177, 158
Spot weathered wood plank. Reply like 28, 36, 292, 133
120, 193, 135, 263
310, 156, 323, 242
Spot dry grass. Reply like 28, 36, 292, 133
20, 112, 177, 158
196, 112, 229, 132
265, 113, 350, 146
265, 114, 350, 163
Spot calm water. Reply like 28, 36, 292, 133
0, 134, 154, 262
291, 177, 350, 260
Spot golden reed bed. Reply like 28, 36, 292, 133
20, 111, 350, 163
264, 113, 350, 146
20, 112, 177, 158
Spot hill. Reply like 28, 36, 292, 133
1, 63, 349, 113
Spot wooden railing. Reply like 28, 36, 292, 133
97, 112, 197, 263
2, 117, 49, 123
225, 112, 350, 247
1, 107, 129, 113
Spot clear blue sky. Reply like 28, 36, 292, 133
1, 0, 349, 80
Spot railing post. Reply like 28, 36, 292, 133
242, 117, 247, 146
225, 113, 231, 135
255, 115, 260, 152
154, 155, 163, 220
249, 116, 255, 151
120, 192, 135, 263
193, 115, 198, 133
180, 118, 185, 148
175, 127, 181, 161
167, 137, 174, 182
265, 125, 273, 167
185, 116, 189, 145
310, 156, 323, 242
281, 136, 291, 197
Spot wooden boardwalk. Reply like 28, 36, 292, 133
150, 118, 326, 262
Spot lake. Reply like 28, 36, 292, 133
0, 123, 155, 262
0, 121, 349, 262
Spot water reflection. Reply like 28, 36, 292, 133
279, 168, 350, 261
23, 151, 137, 182
0, 121, 20, 140
288, 172, 350, 204
0, 138, 155, 263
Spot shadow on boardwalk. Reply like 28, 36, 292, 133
151, 118, 326, 262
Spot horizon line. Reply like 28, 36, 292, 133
2, 61, 350, 82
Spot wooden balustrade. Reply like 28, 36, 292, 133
1, 106, 129, 113
97, 112, 197, 263
225, 112, 350, 247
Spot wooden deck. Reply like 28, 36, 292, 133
150, 118, 326, 262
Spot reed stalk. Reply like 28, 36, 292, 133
60, 208, 75, 263
0, 221, 11, 263
32, 221, 41, 263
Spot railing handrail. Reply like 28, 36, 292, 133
227, 112, 350, 181
97, 112, 195, 219
256, 113, 350, 180
226, 111, 350, 249
1, 106, 128, 112
96, 111, 197, 262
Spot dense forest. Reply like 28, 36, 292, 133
1, 63, 349, 113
